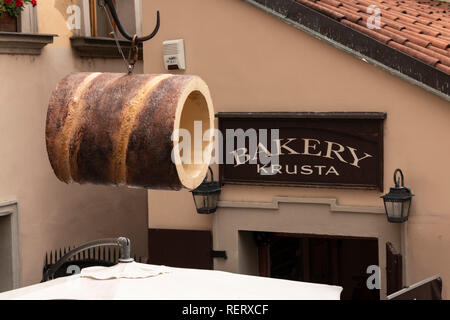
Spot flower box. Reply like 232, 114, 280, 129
0, 0, 37, 32
0, 12, 17, 32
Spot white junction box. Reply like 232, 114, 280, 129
163, 39, 186, 70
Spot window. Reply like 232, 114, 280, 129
71, 0, 143, 59
19, 3, 39, 33
0, 2, 54, 55
79, 0, 141, 38
88, 0, 116, 38
0, 2, 39, 33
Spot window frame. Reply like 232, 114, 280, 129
79, 0, 142, 39
0, 2, 39, 33
19, 2, 40, 33
0, 3, 54, 56
71, 0, 143, 59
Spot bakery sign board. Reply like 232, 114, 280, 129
218, 112, 385, 190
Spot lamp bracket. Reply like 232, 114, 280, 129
43, 237, 134, 281
394, 168, 405, 188
211, 250, 227, 259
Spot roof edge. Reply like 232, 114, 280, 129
242, 0, 449, 101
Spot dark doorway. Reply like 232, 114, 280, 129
256, 233, 380, 300
148, 229, 213, 270
0, 214, 13, 293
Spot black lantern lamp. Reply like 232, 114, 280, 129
191, 167, 221, 214
381, 169, 414, 223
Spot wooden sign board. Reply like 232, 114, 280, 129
218, 112, 385, 190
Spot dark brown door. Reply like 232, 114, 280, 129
258, 233, 380, 300
148, 229, 213, 269
386, 242, 403, 295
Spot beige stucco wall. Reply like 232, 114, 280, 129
40, 0, 76, 48
143, 0, 450, 298
0, 0, 148, 287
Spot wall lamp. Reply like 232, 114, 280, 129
381, 169, 414, 223
191, 167, 221, 214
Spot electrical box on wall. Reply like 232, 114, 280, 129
163, 39, 186, 71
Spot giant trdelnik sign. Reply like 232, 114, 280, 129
218, 112, 385, 191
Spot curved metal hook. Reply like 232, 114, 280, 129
207, 166, 214, 182
393, 168, 404, 188
104, 0, 160, 42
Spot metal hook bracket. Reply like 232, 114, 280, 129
393, 168, 405, 188
103, 0, 160, 43
127, 34, 139, 74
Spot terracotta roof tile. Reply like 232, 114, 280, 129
405, 41, 450, 66
341, 2, 367, 12
359, 14, 388, 29
429, 44, 450, 56
388, 41, 440, 65
396, 15, 419, 25
297, 0, 346, 19
425, 24, 447, 34
329, 5, 365, 22
421, 33, 450, 49
438, 34, 450, 42
418, 26, 442, 37
380, 11, 403, 21
319, 0, 343, 7
296, 0, 450, 73
375, 24, 409, 43
436, 62, 450, 73
341, 19, 393, 43
415, 17, 435, 26
384, 18, 407, 30
400, 29, 433, 47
